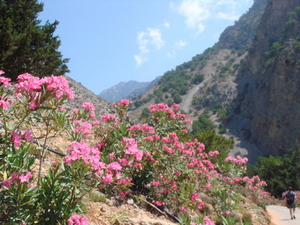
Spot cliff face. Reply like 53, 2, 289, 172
230, 0, 300, 155
219, 0, 267, 50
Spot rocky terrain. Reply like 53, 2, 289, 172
228, 0, 300, 156
63, 75, 115, 117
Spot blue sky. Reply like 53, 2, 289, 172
38, 0, 253, 95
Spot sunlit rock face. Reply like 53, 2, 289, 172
230, 0, 300, 156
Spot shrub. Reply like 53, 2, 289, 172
0, 71, 273, 224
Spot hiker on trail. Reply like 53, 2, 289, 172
284, 187, 296, 219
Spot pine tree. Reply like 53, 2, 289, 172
0, 0, 69, 80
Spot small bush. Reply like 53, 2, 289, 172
90, 192, 107, 203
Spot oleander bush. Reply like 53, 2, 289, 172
0, 71, 274, 225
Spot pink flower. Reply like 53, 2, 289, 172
122, 137, 143, 161
12, 131, 22, 147
150, 181, 160, 186
68, 214, 89, 225
163, 146, 174, 154
118, 158, 129, 166
119, 191, 128, 198
2, 179, 13, 187
82, 102, 95, 111
118, 177, 132, 185
89, 112, 95, 118
28, 101, 40, 110
19, 171, 33, 183
101, 114, 116, 122
197, 202, 205, 209
208, 151, 219, 157
203, 216, 215, 225
174, 172, 181, 176
73, 120, 92, 136
102, 173, 114, 184
114, 99, 132, 107
191, 193, 200, 202
73, 108, 78, 115
179, 206, 186, 211
107, 162, 122, 171
205, 183, 211, 189
23, 129, 34, 141
152, 201, 164, 206
11, 172, 20, 181
27, 182, 36, 188
0, 98, 11, 110
41, 75, 74, 99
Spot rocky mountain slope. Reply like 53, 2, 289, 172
128, 0, 268, 163
63, 75, 115, 117
229, 0, 300, 156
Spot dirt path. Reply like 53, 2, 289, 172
267, 205, 300, 225
180, 75, 212, 112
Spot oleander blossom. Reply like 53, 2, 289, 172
101, 114, 116, 122
82, 102, 95, 111
0, 96, 13, 110
23, 129, 34, 142
2, 171, 33, 188
203, 216, 215, 225
0, 71, 11, 87
14, 73, 74, 100
122, 137, 143, 161
11, 131, 22, 148
113, 99, 132, 107
68, 214, 89, 225
64, 141, 101, 169
19, 171, 33, 183
73, 120, 92, 136
225, 155, 248, 165
149, 103, 192, 124
41, 75, 75, 99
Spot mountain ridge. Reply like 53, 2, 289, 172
98, 78, 160, 103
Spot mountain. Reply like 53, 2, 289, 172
125, 76, 161, 101
228, 0, 300, 156
98, 78, 159, 103
128, 0, 271, 163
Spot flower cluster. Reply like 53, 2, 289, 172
2, 171, 33, 188
225, 155, 248, 165
68, 214, 89, 225
11, 130, 34, 148
13, 73, 74, 110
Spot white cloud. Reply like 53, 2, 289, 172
134, 55, 147, 67
176, 0, 247, 35
148, 28, 165, 50
177, 0, 210, 35
167, 51, 176, 58
164, 22, 170, 28
175, 40, 188, 47
134, 28, 165, 66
